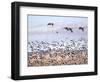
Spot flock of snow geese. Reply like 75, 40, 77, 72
28, 39, 87, 54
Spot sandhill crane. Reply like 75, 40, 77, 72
47, 23, 54, 27
79, 27, 84, 32
64, 27, 73, 32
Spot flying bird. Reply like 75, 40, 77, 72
79, 27, 84, 32
47, 23, 54, 27
64, 27, 73, 32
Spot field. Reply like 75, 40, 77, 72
28, 39, 88, 66
28, 50, 88, 66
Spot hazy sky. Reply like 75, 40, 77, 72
27, 15, 88, 42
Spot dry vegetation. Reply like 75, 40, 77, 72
28, 50, 88, 66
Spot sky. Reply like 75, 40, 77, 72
27, 15, 88, 42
